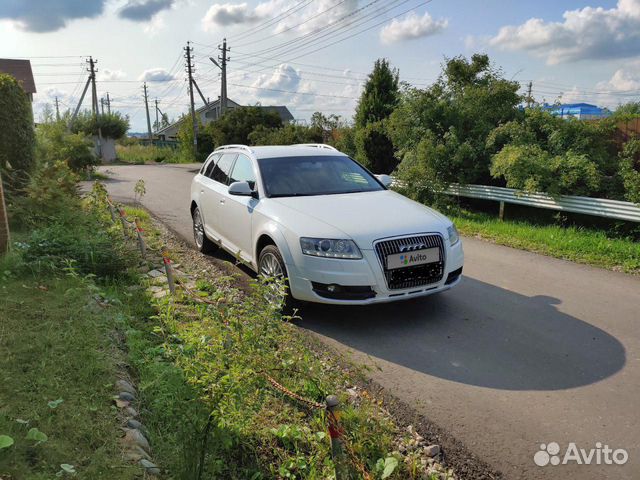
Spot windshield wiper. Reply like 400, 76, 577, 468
269, 193, 319, 198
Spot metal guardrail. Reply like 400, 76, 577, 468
444, 183, 640, 223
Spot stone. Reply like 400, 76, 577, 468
147, 269, 164, 278
115, 379, 136, 396
153, 290, 168, 299
125, 406, 139, 418
126, 419, 143, 430
121, 428, 151, 453
123, 445, 151, 462
424, 444, 440, 457
139, 459, 160, 475
119, 392, 135, 402
115, 398, 130, 408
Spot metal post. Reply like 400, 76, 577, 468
326, 395, 349, 479
162, 246, 176, 295
134, 218, 146, 258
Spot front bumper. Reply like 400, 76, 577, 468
285, 239, 464, 305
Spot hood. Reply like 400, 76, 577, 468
271, 190, 450, 248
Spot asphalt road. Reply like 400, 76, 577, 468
95, 163, 640, 479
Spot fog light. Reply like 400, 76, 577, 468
327, 284, 339, 293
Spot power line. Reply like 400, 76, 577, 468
228, 82, 357, 99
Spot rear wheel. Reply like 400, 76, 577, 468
192, 206, 217, 254
258, 245, 295, 314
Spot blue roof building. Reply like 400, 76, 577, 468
543, 103, 611, 120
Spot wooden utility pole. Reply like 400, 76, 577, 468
106, 92, 111, 114
154, 99, 159, 131
526, 81, 533, 109
219, 38, 229, 115
185, 42, 197, 154
0, 172, 9, 255
88, 56, 103, 157
100, 97, 105, 115
143, 82, 153, 141
54, 96, 60, 121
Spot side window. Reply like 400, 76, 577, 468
229, 154, 257, 190
203, 154, 220, 178
211, 153, 236, 185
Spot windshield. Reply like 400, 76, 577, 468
258, 155, 384, 198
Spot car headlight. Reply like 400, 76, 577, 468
300, 238, 362, 259
447, 224, 460, 246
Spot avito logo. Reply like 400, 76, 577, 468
534, 442, 629, 467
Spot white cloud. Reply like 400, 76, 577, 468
490, 0, 640, 64
252, 64, 301, 95
379, 11, 448, 44
202, 2, 263, 30
98, 69, 127, 81
138, 68, 176, 82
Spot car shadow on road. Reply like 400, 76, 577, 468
296, 276, 626, 391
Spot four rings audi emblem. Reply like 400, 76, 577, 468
399, 243, 426, 252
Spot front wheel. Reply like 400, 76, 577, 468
192, 207, 217, 254
258, 245, 296, 314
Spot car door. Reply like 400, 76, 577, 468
197, 153, 221, 234
219, 153, 258, 263
205, 152, 237, 243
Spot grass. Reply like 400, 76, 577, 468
116, 144, 186, 165
0, 256, 140, 480
450, 209, 640, 274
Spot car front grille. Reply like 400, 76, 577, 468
374, 234, 445, 290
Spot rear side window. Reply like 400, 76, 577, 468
229, 154, 257, 190
211, 153, 236, 185
203, 154, 220, 178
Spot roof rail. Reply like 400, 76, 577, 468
214, 144, 253, 153
293, 143, 338, 151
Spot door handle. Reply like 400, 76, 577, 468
200, 190, 204, 194
219, 199, 225, 204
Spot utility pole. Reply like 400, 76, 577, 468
154, 99, 159, 131
87, 56, 103, 158
185, 41, 197, 154
143, 82, 153, 141
106, 92, 111, 114
526, 81, 533, 109
219, 38, 229, 115
0, 171, 9, 255
100, 97, 105, 115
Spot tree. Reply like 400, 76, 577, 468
388, 54, 522, 191
613, 102, 640, 118
355, 59, 399, 128
0, 73, 36, 190
248, 124, 322, 145
36, 121, 97, 172
70, 111, 129, 139
620, 138, 640, 204
354, 59, 400, 173
208, 106, 282, 146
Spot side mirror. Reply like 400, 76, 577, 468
376, 174, 393, 188
228, 181, 253, 196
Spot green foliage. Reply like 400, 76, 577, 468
208, 106, 283, 146
36, 121, 97, 172
354, 121, 397, 173
612, 101, 640, 118
0, 435, 14, 449
177, 117, 214, 163
619, 138, 640, 204
488, 108, 616, 197
0, 73, 36, 190
355, 59, 399, 128
388, 54, 522, 196
248, 123, 322, 145
70, 111, 129, 139
116, 143, 181, 164
331, 126, 356, 157
134, 179, 146, 203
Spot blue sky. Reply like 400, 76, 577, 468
2, 0, 637, 132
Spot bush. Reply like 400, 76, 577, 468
0, 73, 35, 190
176, 117, 213, 163
620, 138, 640, 204
116, 144, 180, 164
36, 121, 97, 172
354, 121, 397, 173
70, 111, 129, 139
207, 106, 283, 146
248, 124, 322, 145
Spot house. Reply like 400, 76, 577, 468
0, 59, 36, 112
544, 103, 611, 120
156, 97, 294, 141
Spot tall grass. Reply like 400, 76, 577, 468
116, 144, 185, 164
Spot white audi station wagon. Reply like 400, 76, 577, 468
190, 144, 463, 305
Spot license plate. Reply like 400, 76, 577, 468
387, 248, 440, 270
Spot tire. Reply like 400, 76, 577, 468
258, 245, 296, 314
192, 206, 217, 254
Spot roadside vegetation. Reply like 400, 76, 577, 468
115, 142, 183, 164
450, 209, 640, 274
